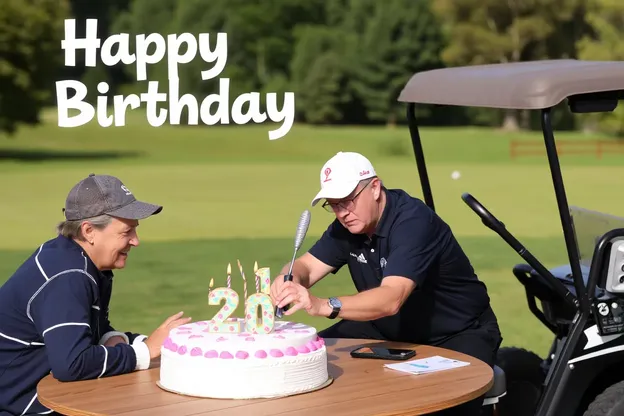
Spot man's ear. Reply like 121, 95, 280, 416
373, 179, 382, 200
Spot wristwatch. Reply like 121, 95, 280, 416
328, 297, 342, 319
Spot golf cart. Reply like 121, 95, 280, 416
397, 59, 624, 416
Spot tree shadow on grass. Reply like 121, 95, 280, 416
0, 148, 144, 162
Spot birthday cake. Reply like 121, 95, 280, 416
158, 264, 330, 399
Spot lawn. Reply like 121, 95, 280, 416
1, 108, 623, 359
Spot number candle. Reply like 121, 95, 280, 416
244, 293, 275, 334
206, 263, 275, 334
256, 267, 271, 294
207, 269, 242, 333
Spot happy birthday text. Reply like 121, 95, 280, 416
56, 19, 295, 140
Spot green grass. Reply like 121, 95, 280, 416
1, 108, 623, 358
0, 235, 566, 356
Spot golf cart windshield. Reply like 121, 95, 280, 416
571, 206, 624, 268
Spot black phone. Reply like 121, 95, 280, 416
350, 346, 416, 361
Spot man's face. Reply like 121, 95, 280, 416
86, 217, 140, 270
324, 179, 379, 234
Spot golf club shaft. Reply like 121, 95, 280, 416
286, 249, 297, 279
276, 250, 297, 318
275, 209, 311, 319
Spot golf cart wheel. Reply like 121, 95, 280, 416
583, 380, 624, 416
496, 347, 545, 416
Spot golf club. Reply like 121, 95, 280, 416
276, 209, 311, 318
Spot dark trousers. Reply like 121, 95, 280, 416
318, 307, 502, 416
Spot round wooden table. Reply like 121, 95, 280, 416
37, 338, 493, 416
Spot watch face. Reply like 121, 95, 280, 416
329, 297, 342, 308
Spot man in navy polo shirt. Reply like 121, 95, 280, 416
272, 152, 502, 415
0, 174, 191, 416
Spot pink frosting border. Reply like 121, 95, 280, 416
162, 336, 326, 360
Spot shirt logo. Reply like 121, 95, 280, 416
350, 252, 368, 264
380, 257, 387, 268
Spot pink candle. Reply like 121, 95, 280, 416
227, 263, 231, 288
237, 260, 247, 300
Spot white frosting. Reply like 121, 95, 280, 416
158, 319, 329, 399
165, 319, 319, 353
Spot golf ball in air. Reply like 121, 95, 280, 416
451, 171, 461, 180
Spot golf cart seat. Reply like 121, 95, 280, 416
541, 264, 592, 296
513, 263, 593, 327
483, 365, 506, 406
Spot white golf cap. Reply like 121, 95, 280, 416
311, 152, 377, 206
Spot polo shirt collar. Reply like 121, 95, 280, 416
56, 234, 114, 280
372, 187, 394, 238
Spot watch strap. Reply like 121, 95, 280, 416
328, 298, 340, 319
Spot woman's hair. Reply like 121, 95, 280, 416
56, 214, 112, 240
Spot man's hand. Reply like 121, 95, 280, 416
270, 254, 334, 302
103, 336, 127, 347
270, 274, 291, 306
275, 281, 328, 317
144, 311, 192, 359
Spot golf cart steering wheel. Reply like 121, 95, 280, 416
460, 192, 504, 232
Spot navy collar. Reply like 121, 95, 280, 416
352, 187, 393, 245
55, 234, 114, 281
372, 187, 393, 238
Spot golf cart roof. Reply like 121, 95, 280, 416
398, 59, 624, 110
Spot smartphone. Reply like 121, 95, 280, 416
350, 346, 416, 361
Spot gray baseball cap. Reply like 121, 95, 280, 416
63, 173, 163, 221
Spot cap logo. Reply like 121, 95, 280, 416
121, 185, 132, 195
323, 167, 332, 182
360, 170, 370, 176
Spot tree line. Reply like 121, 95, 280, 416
3, 0, 623, 136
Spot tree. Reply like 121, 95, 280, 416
289, 25, 353, 124
576, 0, 624, 136
111, 0, 179, 91
289, 0, 446, 125
112, 0, 328, 123
66, 0, 133, 102
346, 0, 446, 125
432, 0, 585, 130
0, 0, 70, 134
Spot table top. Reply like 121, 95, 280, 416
38, 338, 493, 416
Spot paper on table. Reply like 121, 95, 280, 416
384, 355, 470, 375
